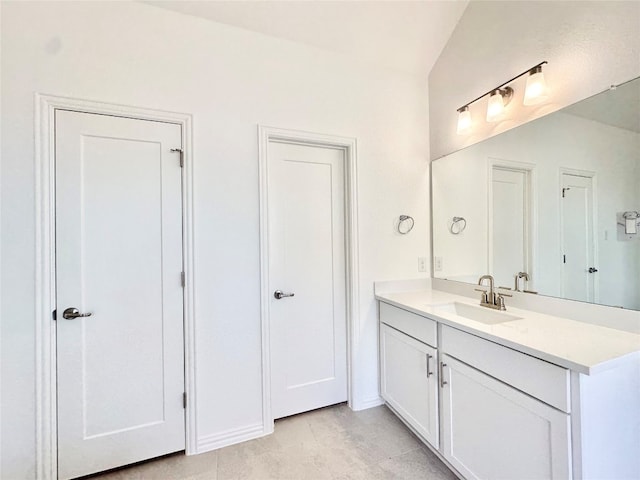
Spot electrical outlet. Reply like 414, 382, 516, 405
418, 257, 427, 272
434, 256, 443, 272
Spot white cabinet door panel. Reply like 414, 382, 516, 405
441, 355, 571, 480
380, 324, 439, 447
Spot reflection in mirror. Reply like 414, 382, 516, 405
432, 77, 640, 310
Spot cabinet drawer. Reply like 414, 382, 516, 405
441, 325, 570, 412
379, 302, 437, 347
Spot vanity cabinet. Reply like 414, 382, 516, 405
380, 323, 439, 447
379, 301, 573, 480
378, 295, 640, 480
440, 353, 571, 479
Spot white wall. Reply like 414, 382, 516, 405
433, 111, 640, 309
429, 1, 640, 161
0, 2, 430, 478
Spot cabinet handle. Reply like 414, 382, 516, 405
426, 354, 433, 377
440, 362, 448, 388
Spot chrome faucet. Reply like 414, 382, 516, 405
478, 275, 494, 301
476, 274, 511, 311
514, 271, 530, 292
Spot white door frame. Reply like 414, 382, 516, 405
258, 126, 360, 432
35, 94, 197, 480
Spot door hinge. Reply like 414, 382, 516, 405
52, 309, 57, 321
171, 148, 184, 168
183, 392, 187, 409
562, 187, 570, 198
563, 254, 566, 264
181, 271, 185, 287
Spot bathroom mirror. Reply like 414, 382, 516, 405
432, 76, 640, 310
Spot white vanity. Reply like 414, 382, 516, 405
376, 282, 640, 480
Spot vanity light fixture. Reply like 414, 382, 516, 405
456, 106, 472, 134
523, 63, 549, 105
456, 61, 548, 134
486, 87, 513, 122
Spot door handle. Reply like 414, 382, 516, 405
588, 267, 598, 273
273, 290, 295, 300
62, 307, 93, 320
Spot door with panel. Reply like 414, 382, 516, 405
561, 173, 596, 303
267, 140, 347, 419
380, 324, 439, 447
490, 166, 532, 289
56, 110, 185, 479
440, 355, 571, 480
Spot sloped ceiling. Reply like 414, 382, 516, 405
143, 0, 468, 80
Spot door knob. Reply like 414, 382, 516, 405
62, 307, 93, 320
274, 290, 295, 300
588, 267, 598, 273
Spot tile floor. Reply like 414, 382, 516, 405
92, 403, 456, 480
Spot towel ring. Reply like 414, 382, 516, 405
449, 216, 467, 235
398, 215, 414, 235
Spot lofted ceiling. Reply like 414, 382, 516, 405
143, 0, 468, 80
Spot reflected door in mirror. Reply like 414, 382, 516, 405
491, 166, 532, 289
561, 173, 596, 303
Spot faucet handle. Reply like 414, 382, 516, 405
474, 288, 489, 305
495, 292, 511, 310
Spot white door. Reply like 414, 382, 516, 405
56, 110, 185, 479
380, 324, 439, 447
441, 355, 571, 480
490, 166, 531, 289
267, 140, 347, 419
561, 173, 596, 302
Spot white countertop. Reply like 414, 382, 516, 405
376, 288, 640, 375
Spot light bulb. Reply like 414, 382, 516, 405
486, 90, 505, 122
523, 65, 548, 105
457, 106, 472, 134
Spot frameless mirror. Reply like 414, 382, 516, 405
432, 76, 640, 310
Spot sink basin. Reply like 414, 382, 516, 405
434, 302, 522, 325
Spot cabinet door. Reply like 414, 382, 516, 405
380, 324, 439, 447
441, 355, 571, 480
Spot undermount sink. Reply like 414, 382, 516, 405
434, 302, 522, 325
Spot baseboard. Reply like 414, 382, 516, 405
351, 395, 384, 411
196, 422, 267, 453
